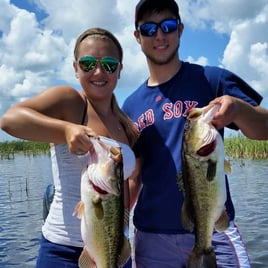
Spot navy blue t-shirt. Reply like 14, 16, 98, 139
122, 62, 262, 234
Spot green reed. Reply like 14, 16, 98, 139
0, 137, 267, 159
224, 135, 268, 159
0, 140, 50, 159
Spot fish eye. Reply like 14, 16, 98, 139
187, 109, 202, 120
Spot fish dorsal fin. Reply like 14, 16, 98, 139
215, 209, 230, 232
78, 247, 96, 268
117, 236, 131, 266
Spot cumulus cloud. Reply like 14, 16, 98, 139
179, 0, 268, 104
0, 0, 268, 142
221, 4, 268, 98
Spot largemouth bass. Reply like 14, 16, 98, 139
178, 104, 231, 268
74, 136, 131, 268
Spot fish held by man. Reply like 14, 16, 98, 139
74, 136, 131, 268
178, 104, 231, 268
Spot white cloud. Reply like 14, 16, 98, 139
36, 0, 124, 41
0, 0, 268, 142
186, 56, 209, 66
248, 42, 268, 95
179, 0, 268, 105
220, 5, 268, 101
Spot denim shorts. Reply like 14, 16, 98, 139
36, 234, 132, 268
133, 221, 251, 268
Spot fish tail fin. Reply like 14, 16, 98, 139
188, 247, 217, 268
78, 247, 96, 268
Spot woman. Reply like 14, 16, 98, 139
0, 28, 137, 267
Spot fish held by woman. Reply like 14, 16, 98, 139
178, 104, 231, 268
74, 136, 131, 268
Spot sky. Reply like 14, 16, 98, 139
0, 0, 268, 141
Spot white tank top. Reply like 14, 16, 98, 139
42, 138, 135, 247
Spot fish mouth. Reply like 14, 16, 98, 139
88, 173, 120, 196
90, 180, 109, 195
197, 140, 217, 157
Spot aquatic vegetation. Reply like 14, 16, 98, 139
0, 136, 267, 159
0, 140, 50, 159
224, 134, 268, 159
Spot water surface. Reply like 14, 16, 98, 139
0, 154, 267, 267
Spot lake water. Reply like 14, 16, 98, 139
0, 154, 267, 267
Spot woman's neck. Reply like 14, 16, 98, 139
87, 97, 112, 117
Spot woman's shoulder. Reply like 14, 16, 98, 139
44, 86, 85, 107
45, 85, 83, 99
36, 85, 86, 122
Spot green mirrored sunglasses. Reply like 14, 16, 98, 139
78, 56, 120, 74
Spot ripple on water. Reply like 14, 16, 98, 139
0, 156, 268, 267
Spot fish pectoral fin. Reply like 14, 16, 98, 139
206, 160, 217, 181
117, 236, 131, 266
215, 209, 230, 232
92, 199, 104, 219
73, 201, 84, 219
78, 247, 96, 268
224, 159, 232, 174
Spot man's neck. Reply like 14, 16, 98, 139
147, 59, 182, 86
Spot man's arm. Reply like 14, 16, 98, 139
211, 95, 268, 140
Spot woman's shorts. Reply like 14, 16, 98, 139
36, 234, 132, 268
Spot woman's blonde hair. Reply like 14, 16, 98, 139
74, 27, 123, 62
74, 28, 138, 147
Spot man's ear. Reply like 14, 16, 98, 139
118, 63, 123, 79
134, 30, 141, 44
178, 23, 184, 38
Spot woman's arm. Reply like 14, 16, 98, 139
128, 158, 143, 210
0, 86, 95, 154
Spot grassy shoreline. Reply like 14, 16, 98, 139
224, 136, 268, 159
0, 140, 50, 159
0, 137, 267, 159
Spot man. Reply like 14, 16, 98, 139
122, 0, 268, 267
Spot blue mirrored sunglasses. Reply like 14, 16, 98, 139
138, 19, 178, 37
78, 56, 119, 74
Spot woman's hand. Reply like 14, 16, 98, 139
65, 124, 97, 155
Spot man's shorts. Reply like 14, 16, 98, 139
133, 221, 251, 268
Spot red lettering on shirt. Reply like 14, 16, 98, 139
145, 109, 154, 126
137, 114, 146, 131
184, 101, 198, 116
135, 101, 199, 132
137, 109, 154, 131
163, 103, 173, 120
174, 101, 183, 118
